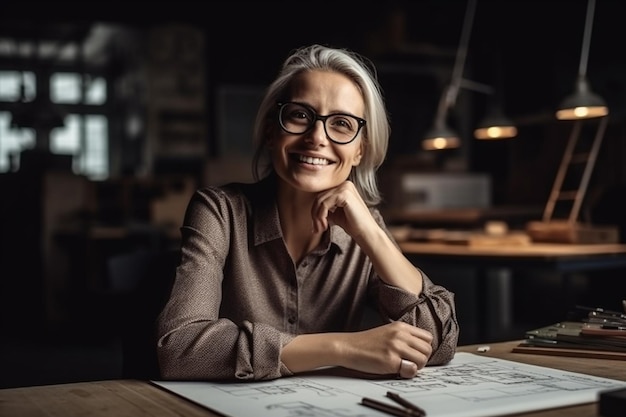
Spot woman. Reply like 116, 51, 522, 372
156, 44, 459, 381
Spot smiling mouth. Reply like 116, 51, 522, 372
296, 154, 332, 165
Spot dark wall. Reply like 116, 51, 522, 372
2, 1, 625, 212
197, 1, 626, 206
0, 1, 624, 374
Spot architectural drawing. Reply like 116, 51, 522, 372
153, 353, 626, 417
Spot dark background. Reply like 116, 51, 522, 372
3, 1, 626, 202
1, 0, 625, 388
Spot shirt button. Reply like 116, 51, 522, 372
288, 316, 296, 324
301, 261, 308, 267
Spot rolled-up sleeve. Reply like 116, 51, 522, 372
376, 270, 459, 366
156, 187, 297, 381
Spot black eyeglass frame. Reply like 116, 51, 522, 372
276, 101, 366, 145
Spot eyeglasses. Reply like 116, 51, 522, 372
277, 101, 366, 145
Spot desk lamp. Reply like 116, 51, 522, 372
422, 84, 462, 150
473, 98, 518, 140
527, 0, 616, 244
474, 54, 518, 140
422, 0, 475, 151
422, 0, 517, 150
555, 0, 608, 120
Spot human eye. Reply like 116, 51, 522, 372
328, 114, 357, 133
285, 104, 313, 124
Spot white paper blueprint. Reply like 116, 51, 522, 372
152, 352, 626, 417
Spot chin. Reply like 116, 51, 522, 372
285, 175, 336, 193
296, 181, 333, 193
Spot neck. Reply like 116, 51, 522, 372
276, 184, 323, 263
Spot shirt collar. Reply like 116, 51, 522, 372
249, 174, 348, 254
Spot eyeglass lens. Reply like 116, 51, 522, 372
278, 102, 363, 144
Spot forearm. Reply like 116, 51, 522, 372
281, 323, 439, 376
350, 217, 459, 365
355, 225, 423, 294
281, 333, 343, 373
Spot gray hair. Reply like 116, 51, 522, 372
251, 44, 390, 206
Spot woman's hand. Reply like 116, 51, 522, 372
311, 179, 423, 295
311, 180, 374, 238
336, 322, 434, 378
282, 322, 433, 378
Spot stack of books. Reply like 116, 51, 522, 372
513, 306, 626, 360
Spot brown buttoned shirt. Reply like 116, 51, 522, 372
156, 175, 459, 381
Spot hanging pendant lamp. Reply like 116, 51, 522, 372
555, 0, 608, 120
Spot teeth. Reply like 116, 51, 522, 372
298, 155, 330, 165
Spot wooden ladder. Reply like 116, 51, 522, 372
526, 115, 619, 243
542, 116, 609, 224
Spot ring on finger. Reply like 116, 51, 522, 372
398, 359, 417, 378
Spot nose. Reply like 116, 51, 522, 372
305, 118, 329, 145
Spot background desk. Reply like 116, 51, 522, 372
400, 241, 626, 344
1, 340, 622, 417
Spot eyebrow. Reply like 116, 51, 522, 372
289, 100, 364, 119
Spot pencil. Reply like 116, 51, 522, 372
361, 397, 423, 417
386, 391, 427, 416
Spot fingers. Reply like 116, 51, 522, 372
311, 181, 369, 233
311, 195, 337, 232
310, 193, 340, 233
341, 323, 433, 378
405, 324, 434, 344
392, 323, 433, 371
399, 323, 433, 350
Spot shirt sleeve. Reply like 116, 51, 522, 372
155, 188, 296, 381
376, 273, 459, 366
370, 209, 460, 366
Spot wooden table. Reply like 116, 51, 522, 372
1, 340, 623, 417
399, 241, 626, 343
399, 241, 626, 270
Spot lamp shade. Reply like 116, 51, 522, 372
474, 109, 518, 140
556, 76, 608, 120
422, 123, 461, 150
556, 0, 609, 121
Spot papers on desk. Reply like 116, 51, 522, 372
152, 352, 626, 417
